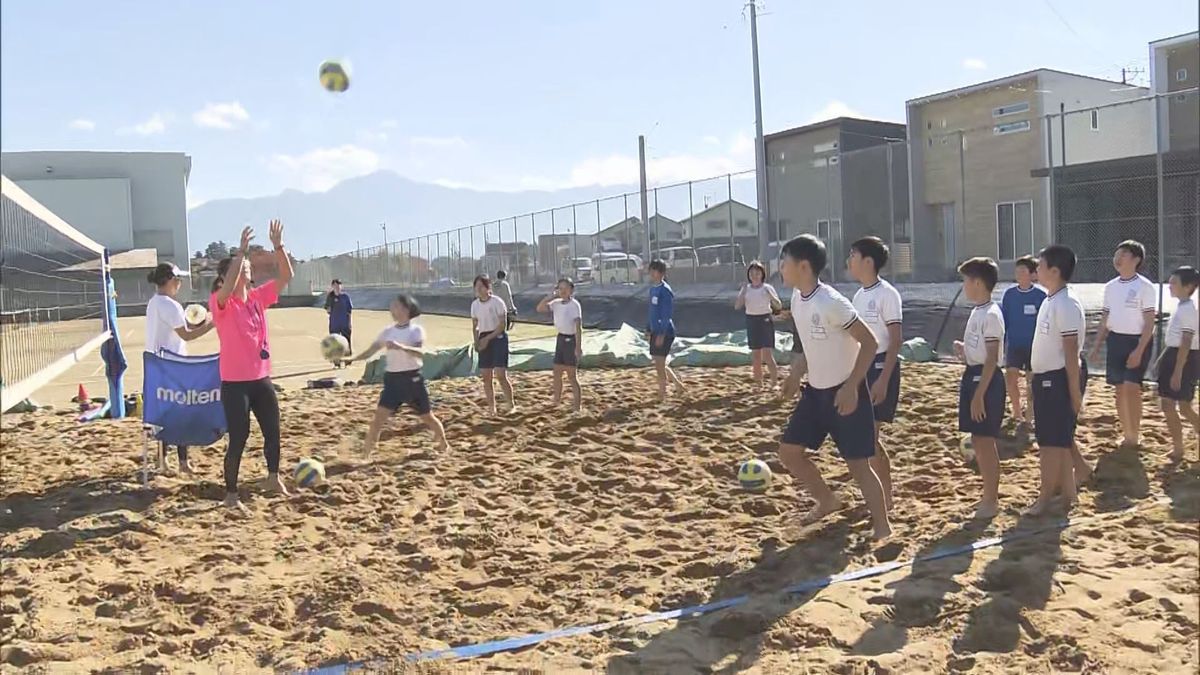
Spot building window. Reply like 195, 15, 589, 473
815, 218, 841, 241
1090, 109, 1099, 131
1177, 68, 1189, 82
993, 120, 1031, 135
993, 102, 1030, 117
996, 201, 1034, 261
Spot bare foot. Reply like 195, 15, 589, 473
487, 406, 498, 416
973, 500, 999, 520
223, 493, 248, 513
1023, 499, 1054, 517
800, 498, 842, 525
262, 473, 290, 496
873, 521, 893, 541
1168, 447, 1185, 463
435, 439, 450, 452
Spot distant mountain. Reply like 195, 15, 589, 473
186, 171, 637, 259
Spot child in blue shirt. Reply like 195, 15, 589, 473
646, 259, 685, 402
1000, 256, 1045, 426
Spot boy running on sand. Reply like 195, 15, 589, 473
776, 234, 891, 540
848, 236, 902, 510
1157, 266, 1200, 462
350, 295, 449, 456
1087, 240, 1157, 447
646, 259, 685, 401
1000, 256, 1045, 427
1027, 245, 1090, 515
955, 257, 1007, 519
537, 278, 584, 412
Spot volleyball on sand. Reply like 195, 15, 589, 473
294, 458, 326, 488
737, 459, 773, 492
320, 334, 350, 361
319, 60, 350, 92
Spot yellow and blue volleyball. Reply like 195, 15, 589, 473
294, 458, 326, 488
319, 60, 350, 93
737, 459, 773, 492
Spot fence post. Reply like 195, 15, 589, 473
653, 188, 660, 260
689, 181, 696, 283
623, 194, 630, 283
727, 174, 736, 283
530, 214, 538, 287
1154, 93, 1167, 355
571, 204, 578, 276
1045, 115, 1056, 256
594, 199, 601, 280
886, 143, 896, 266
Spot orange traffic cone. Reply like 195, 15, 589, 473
77, 384, 90, 411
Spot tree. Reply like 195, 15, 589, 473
204, 241, 230, 260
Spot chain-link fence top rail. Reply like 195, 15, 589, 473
1, 176, 107, 399
292, 90, 1197, 293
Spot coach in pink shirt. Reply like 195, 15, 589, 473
210, 219, 293, 511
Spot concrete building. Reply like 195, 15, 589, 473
593, 215, 683, 258
679, 200, 759, 252
765, 117, 909, 279
0, 151, 193, 302
1151, 31, 1199, 151
906, 70, 1149, 280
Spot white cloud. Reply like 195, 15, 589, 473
409, 135, 468, 149
266, 144, 380, 191
119, 113, 167, 136
68, 118, 96, 132
963, 58, 987, 71
806, 101, 865, 124
193, 101, 250, 130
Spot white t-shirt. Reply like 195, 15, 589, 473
1165, 298, 1199, 350
494, 281, 515, 312
549, 298, 582, 334
743, 284, 780, 316
853, 278, 903, 355
791, 284, 862, 389
1031, 287, 1086, 374
1102, 274, 1157, 335
145, 294, 187, 356
377, 323, 425, 372
470, 295, 508, 333
963, 301, 1005, 367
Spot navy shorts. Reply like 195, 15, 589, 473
1106, 332, 1151, 385
865, 352, 901, 423
649, 331, 675, 357
782, 379, 876, 460
1157, 347, 1199, 402
1032, 359, 1089, 449
746, 314, 776, 350
477, 331, 509, 370
554, 333, 579, 367
1005, 343, 1032, 371
958, 364, 1008, 438
379, 370, 432, 415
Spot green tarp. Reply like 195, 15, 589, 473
360, 323, 802, 384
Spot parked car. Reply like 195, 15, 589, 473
656, 246, 699, 269
596, 254, 642, 285
561, 257, 593, 283
696, 243, 745, 267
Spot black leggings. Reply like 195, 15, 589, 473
221, 378, 281, 493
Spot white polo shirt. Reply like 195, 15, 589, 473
791, 283, 862, 389
1031, 286, 1086, 374
963, 301, 1005, 367
1102, 274, 1157, 336
145, 294, 187, 356
549, 298, 582, 334
743, 284, 780, 316
377, 323, 425, 372
470, 295, 508, 333
853, 278, 903, 355
1165, 298, 1199, 350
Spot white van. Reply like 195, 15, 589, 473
596, 254, 642, 285
657, 246, 699, 269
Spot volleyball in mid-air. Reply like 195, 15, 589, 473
184, 304, 208, 325
320, 334, 350, 361
294, 457, 326, 488
737, 459, 773, 492
319, 60, 350, 93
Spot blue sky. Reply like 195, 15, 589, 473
2, 0, 1195, 207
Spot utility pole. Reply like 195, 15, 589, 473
749, 1, 770, 261
639, 135, 650, 259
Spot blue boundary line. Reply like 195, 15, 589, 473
301, 512, 1096, 674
